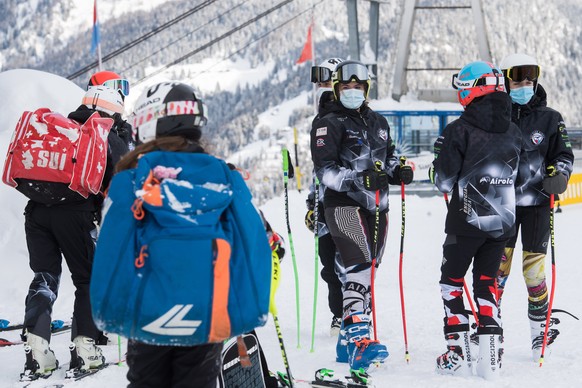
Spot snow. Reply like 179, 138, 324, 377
1, 70, 581, 388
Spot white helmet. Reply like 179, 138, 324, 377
499, 53, 541, 91
499, 53, 538, 70
311, 57, 344, 83
131, 82, 207, 144
82, 86, 124, 116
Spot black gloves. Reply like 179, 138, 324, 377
397, 164, 414, 185
305, 209, 315, 232
269, 232, 286, 262
543, 165, 568, 194
361, 170, 389, 191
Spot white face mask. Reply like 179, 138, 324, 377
339, 88, 365, 109
316, 87, 333, 105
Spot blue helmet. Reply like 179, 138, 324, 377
452, 61, 505, 107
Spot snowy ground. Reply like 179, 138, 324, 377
1, 70, 581, 387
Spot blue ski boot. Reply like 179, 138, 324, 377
345, 313, 388, 371
336, 319, 348, 363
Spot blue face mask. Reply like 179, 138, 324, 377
509, 86, 534, 105
340, 88, 366, 109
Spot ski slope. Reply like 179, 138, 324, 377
1, 70, 581, 388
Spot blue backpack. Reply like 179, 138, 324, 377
90, 151, 272, 346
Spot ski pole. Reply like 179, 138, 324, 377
443, 193, 480, 327
282, 147, 301, 348
369, 161, 383, 341
270, 247, 295, 387
398, 157, 410, 362
540, 194, 557, 367
310, 177, 320, 353
293, 127, 302, 192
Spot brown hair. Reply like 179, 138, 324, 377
115, 136, 206, 173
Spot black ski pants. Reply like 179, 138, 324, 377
318, 233, 344, 318
440, 234, 507, 333
23, 202, 100, 341
126, 340, 223, 388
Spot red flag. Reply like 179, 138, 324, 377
296, 24, 313, 64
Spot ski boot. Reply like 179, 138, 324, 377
531, 317, 560, 362
311, 368, 346, 388
336, 319, 348, 363
345, 313, 388, 372
66, 335, 105, 378
20, 332, 58, 381
436, 330, 472, 376
475, 326, 503, 381
331, 316, 342, 337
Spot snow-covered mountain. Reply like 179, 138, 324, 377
1, 70, 581, 388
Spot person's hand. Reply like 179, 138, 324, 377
361, 170, 389, 191
304, 210, 315, 232
428, 166, 436, 184
397, 156, 414, 185
543, 165, 568, 194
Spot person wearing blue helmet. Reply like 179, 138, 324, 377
431, 61, 525, 380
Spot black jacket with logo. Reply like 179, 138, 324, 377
433, 92, 524, 239
511, 84, 574, 206
310, 100, 399, 213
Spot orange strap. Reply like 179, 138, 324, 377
131, 198, 145, 220
208, 239, 232, 342
236, 336, 252, 368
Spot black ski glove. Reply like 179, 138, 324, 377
397, 165, 414, 185
543, 165, 568, 194
360, 170, 389, 191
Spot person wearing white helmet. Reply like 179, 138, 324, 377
20, 79, 130, 380
305, 57, 346, 340
497, 53, 574, 362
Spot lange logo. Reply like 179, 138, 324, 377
142, 304, 201, 336
479, 176, 514, 185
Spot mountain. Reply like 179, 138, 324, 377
1, 0, 582, 204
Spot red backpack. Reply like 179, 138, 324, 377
2, 108, 113, 204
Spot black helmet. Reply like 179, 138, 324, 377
131, 82, 207, 143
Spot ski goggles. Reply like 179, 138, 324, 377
101, 79, 130, 96
311, 66, 333, 83
334, 62, 369, 84
503, 65, 540, 82
452, 71, 503, 90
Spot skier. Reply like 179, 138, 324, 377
305, 57, 346, 337
497, 53, 574, 361
120, 81, 265, 388
87, 70, 136, 151
310, 60, 413, 372
20, 84, 130, 379
431, 61, 524, 380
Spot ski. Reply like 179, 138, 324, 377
0, 319, 70, 333
278, 368, 374, 388
19, 361, 119, 387
1, 323, 72, 347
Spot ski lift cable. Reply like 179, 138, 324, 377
119, 0, 251, 76
190, 0, 325, 81
67, 0, 217, 80
133, 0, 294, 86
